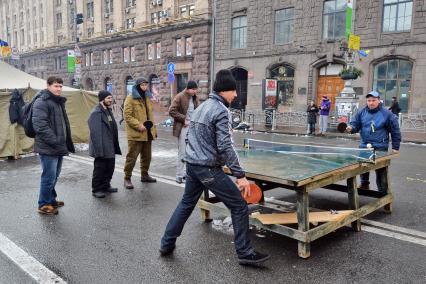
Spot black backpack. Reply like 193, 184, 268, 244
22, 94, 40, 138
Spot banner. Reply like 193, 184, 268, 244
348, 33, 360, 50
262, 79, 278, 109
67, 50, 75, 73
346, 0, 353, 39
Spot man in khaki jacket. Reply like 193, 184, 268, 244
169, 81, 200, 183
123, 77, 157, 189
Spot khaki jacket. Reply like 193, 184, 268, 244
169, 89, 200, 137
124, 88, 157, 141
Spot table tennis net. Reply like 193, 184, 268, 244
243, 139, 378, 163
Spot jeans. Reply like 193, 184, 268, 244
92, 158, 115, 193
319, 115, 328, 134
360, 168, 387, 193
38, 155, 63, 208
161, 164, 254, 257
176, 127, 188, 179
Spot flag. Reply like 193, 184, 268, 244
346, 0, 353, 39
67, 50, 75, 73
358, 50, 370, 57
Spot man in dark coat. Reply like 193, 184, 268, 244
32, 76, 75, 215
388, 96, 402, 116
88, 90, 122, 198
306, 100, 319, 135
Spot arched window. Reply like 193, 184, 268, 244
85, 78, 94, 91
125, 76, 134, 96
373, 59, 412, 112
104, 77, 112, 92
270, 64, 295, 107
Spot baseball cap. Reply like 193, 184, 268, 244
366, 91, 380, 98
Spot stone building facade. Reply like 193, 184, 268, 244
1, 1, 211, 111
213, 0, 426, 113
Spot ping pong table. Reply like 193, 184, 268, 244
197, 139, 398, 258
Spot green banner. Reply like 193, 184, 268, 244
346, 1, 353, 39
67, 50, 75, 73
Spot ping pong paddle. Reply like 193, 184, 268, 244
337, 122, 347, 133
242, 183, 263, 204
143, 120, 153, 130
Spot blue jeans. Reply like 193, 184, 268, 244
161, 164, 254, 257
38, 155, 63, 208
360, 168, 387, 193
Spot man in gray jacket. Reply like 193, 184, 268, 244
160, 70, 270, 265
88, 91, 122, 198
33, 76, 75, 215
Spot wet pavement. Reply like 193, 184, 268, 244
0, 127, 425, 283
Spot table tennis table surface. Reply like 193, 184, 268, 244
238, 139, 391, 183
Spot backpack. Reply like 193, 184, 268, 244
22, 94, 40, 138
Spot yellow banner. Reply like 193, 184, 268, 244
348, 34, 361, 51
1, 46, 12, 57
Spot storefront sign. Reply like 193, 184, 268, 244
262, 79, 278, 109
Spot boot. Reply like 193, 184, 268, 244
141, 173, 157, 183
124, 178, 134, 189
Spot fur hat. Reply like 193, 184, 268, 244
213, 70, 237, 93
135, 77, 149, 86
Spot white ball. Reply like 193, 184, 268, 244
367, 143, 372, 149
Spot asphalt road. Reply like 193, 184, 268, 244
0, 127, 425, 283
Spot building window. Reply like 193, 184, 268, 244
373, 59, 412, 112
147, 43, 154, 60
103, 50, 108, 64
231, 16, 247, 49
130, 46, 136, 62
105, 0, 113, 14
180, 4, 195, 17
322, 0, 346, 39
270, 64, 295, 107
126, 0, 136, 7
176, 38, 183, 56
185, 37, 192, 56
275, 8, 294, 44
123, 47, 129, 63
90, 52, 94, 66
383, 0, 412, 32
106, 23, 114, 33
126, 17, 135, 29
87, 2, 94, 19
151, 12, 158, 24
87, 27, 94, 38
56, 13, 62, 28
85, 53, 90, 67
156, 42, 161, 59
56, 0, 61, 6
109, 49, 113, 64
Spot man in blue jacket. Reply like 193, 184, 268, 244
346, 91, 401, 192
159, 70, 270, 265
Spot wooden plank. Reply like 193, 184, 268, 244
254, 210, 354, 225
347, 177, 361, 231
200, 190, 212, 222
306, 194, 393, 242
322, 183, 386, 198
197, 199, 307, 241
382, 167, 393, 213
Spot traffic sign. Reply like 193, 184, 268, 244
167, 62, 175, 74
168, 73, 175, 83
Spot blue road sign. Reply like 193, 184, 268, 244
167, 62, 175, 74
168, 73, 175, 83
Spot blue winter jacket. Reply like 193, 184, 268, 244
185, 93, 245, 178
349, 105, 401, 150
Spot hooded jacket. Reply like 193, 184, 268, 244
123, 85, 157, 141
185, 93, 245, 178
169, 89, 200, 137
320, 98, 331, 116
32, 89, 75, 156
9, 89, 25, 125
349, 104, 401, 151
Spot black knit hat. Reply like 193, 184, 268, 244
98, 90, 112, 102
213, 69, 237, 93
186, 80, 198, 90
135, 77, 149, 85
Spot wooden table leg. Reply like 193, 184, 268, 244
200, 189, 212, 222
297, 189, 310, 258
347, 177, 361, 232
381, 166, 393, 214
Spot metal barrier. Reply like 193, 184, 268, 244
231, 108, 426, 134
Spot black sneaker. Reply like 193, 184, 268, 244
92, 191, 107, 198
238, 251, 270, 265
159, 245, 175, 256
105, 187, 118, 193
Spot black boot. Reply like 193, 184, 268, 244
141, 173, 157, 183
